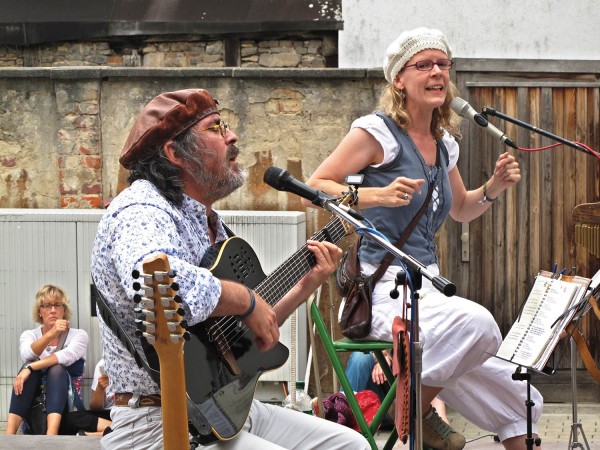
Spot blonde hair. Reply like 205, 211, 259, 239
32, 284, 72, 324
376, 80, 462, 140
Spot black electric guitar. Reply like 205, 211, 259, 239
183, 215, 351, 440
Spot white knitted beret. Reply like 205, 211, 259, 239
383, 27, 452, 83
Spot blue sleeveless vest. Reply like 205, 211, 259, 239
358, 113, 453, 267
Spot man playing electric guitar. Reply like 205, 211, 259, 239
91, 88, 370, 450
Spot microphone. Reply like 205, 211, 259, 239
450, 97, 518, 149
263, 166, 336, 207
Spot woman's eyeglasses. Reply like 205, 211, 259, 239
40, 303, 65, 310
403, 59, 453, 72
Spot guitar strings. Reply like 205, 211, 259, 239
207, 218, 348, 354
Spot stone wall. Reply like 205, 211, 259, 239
0, 32, 336, 68
0, 67, 384, 213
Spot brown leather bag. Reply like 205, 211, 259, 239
336, 180, 435, 339
337, 235, 374, 339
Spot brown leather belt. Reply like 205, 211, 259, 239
114, 393, 161, 407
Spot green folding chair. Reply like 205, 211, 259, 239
309, 298, 399, 450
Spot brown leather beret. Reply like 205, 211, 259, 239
119, 89, 219, 168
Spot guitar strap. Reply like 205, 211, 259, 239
93, 280, 215, 440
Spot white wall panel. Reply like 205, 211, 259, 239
0, 209, 307, 422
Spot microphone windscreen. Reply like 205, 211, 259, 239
263, 166, 286, 189
450, 97, 468, 115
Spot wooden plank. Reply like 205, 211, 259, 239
439, 71, 599, 383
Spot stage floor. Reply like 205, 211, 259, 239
0, 403, 596, 449
376, 402, 598, 449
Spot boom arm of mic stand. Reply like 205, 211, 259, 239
481, 107, 592, 156
326, 201, 456, 297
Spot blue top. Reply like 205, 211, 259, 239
357, 113, 453, 267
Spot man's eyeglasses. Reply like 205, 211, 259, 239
197, 121, 230, 138
40, 303, 65, 310
403, 59, 453, 72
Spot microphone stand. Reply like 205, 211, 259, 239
323, 200, 456, 450
481, 107, 593, 157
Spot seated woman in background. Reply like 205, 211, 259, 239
5, 284, 89, 435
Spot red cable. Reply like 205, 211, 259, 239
515, 142, 600, 160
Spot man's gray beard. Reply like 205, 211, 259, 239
189, 160, 246, 203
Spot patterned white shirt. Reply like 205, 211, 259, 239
91, 179, 226, 395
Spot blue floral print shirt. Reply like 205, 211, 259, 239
91, 179, 226, 395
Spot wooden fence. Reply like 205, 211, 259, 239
438, 59, 600, 399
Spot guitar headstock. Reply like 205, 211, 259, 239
132, 254, 190, 357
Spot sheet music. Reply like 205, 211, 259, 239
496, 273, 590, 370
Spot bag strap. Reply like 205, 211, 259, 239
56, 328, 69, 350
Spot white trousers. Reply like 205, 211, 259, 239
101, 400, 370, 450
367, 270, 544, 442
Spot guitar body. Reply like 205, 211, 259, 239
181, 217, 351, 441
185, 236, 289, 440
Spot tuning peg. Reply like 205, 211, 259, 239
170, 282, 180, 292
173, 294, 183, 303
135, 319, 155, 334
132, 269, 140, 279
154, 271, 168, 283
168, 269, 177, 278
170, 334, 187, 344
141, 309, 155, 321
143, 333, 155, 345
157, 284, 170, 295
163, 309, 185, 320
183, 331, 191, 341
139, 297, 155, 309
179, 319, 189, 329
133, 281, 141, 291
133, 293, 143, 303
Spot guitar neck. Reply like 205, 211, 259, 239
138, 255, 190, 450
254, 217, 348, 305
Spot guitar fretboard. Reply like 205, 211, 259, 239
255, 217, 348, 305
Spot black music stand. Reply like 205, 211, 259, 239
511, 367, 542, 450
